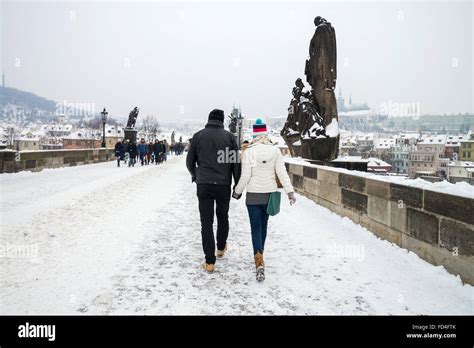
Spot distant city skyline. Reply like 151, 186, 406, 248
1, 0, 473, 121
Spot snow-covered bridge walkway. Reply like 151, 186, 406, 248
1, 156, 472, 315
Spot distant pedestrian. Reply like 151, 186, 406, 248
147, 142, 154, 165
137, 138, 148, 166
153, 139, 161, 164
163, 140, 168, 162
122, 139, 129, 164
114, 140, 123, 167
128, 141, 137, 167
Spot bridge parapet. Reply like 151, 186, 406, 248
0, 148, 115, 174
285, 158, 474, 285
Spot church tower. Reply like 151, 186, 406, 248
336, 88, 345, 112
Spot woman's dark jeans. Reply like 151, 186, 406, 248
246, 204, 269, 255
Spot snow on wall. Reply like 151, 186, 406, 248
285, 156, 474, 199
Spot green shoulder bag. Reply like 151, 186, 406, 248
267, 191, 282, 216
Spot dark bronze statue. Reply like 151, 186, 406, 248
126, 106, 139, 128
228, 113, 237, 134
281, 16, 339, 161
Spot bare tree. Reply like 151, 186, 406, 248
141, 115, 160, 141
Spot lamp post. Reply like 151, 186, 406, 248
236, 108, 244, 149
101, 108, 108, 148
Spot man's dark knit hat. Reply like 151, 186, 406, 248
208, 109, 225, 122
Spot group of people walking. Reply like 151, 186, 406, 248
114, 138, 184, 168
187, 109, 295, 282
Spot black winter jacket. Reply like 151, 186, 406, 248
186, 120, 241, 186
128, 143, 138, 157
114, 142, 122, 156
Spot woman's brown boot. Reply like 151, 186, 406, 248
254, 251, 265, 281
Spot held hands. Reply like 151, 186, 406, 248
288, 192, 296, 206
232, 191, 242, 200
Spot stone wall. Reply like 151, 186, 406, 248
0, 148, 115, 174
285, 159, 474, 285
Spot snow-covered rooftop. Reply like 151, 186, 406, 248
418, 134, 447, 145
367, 157, 392, 168
374, 138, 396, 149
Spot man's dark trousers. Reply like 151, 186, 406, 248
197, 184, 231, 265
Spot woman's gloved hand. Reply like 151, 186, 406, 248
232, 191, 242, 200
288, 192, 296, 205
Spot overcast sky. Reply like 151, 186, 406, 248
1, 0, 473, 121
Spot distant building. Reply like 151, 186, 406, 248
367, 157, 392, 174
447, 160, 474, 184
373, 136, 395, 162
13, 132, 42, 151
444, 134, 465, 159
63, 130, 101, 149
336, 89, 370, 113
332, 156, 391, 174
40, 124, 74, 137
40, 138, 63, 150
383, 114, 474, 133
408, 135, 447, 179
104, 125, 123, 148
338, 131, 374, 158
389, 135, 418, 175
459, 131, 474, 161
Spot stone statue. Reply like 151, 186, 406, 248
281, 16, 339, 161
228, 113, 237, 134
126, 107, 139, 128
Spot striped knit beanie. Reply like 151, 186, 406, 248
252, 118, 268, 138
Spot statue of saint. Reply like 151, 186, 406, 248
126, 107, 139, 128
281, 17, 339, 161
228, 113, 237, 134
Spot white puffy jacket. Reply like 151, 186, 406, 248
234, 142, 294, 195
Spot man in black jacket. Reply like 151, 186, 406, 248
186, 109, 241, 273
114, 140, 123, 167
153, 139, 161, 164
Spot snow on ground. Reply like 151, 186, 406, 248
0, 156, 473, 315
285, 157, 474, 199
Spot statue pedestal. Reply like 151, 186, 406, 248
286, 135, 339, 162
124, 128, 137, 144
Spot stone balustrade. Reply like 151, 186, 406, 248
285, 159, 474, 285
0, 148, 115, 173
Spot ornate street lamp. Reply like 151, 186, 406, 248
101, 108, 108, 148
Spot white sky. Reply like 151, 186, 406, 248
1, 0, 473, 121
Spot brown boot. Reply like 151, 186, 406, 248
254, 251, 264, 269
201, 262, 215, 273
216, 243, 228, 258
254, 252, 265, 281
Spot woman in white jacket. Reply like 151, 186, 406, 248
233, 119, 296, 281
